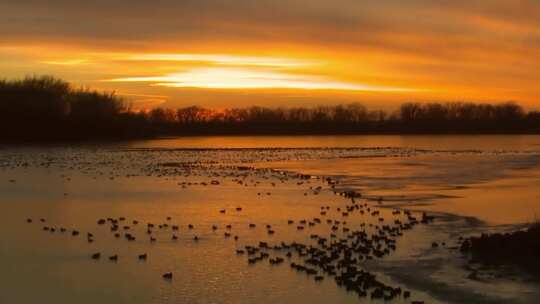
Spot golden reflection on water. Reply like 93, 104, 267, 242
1, 136, 540, 303
2, 169, 440, 304
262, 153, 540, 224
128, 135, 540, 150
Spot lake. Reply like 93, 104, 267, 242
1, 135, 539, 303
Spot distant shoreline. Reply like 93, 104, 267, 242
2, 76, 540, 142
3, 132, 540, 146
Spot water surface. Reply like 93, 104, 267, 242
1, 135, 540, 303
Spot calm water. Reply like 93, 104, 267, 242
1, 135, 540, 304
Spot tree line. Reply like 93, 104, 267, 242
1, 76, 539, 141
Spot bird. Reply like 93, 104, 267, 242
162, 272, 173, 280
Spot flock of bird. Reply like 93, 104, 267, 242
237, 195, 434, 303
13, 149, 440, 303
28, 189, 434, 303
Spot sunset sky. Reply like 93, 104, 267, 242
1, 0, 539, 110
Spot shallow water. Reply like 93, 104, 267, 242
1, 135, 540, 303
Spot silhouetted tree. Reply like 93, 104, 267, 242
1, 76, 539, 141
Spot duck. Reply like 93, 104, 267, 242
162, 272, 173, 280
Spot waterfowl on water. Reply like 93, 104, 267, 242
162, 272, 173, 279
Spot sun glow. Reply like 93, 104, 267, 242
109, 67, 417, 92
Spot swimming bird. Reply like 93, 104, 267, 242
162, 272, 173, 280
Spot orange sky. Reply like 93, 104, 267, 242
1, 0, 539, 110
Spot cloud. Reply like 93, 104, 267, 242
40, 59, 89, 65
0, 0, 538, 107
127, 54, 311, 68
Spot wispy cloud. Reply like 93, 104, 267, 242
127, 54, 311, 68
40, 59, 89, 65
